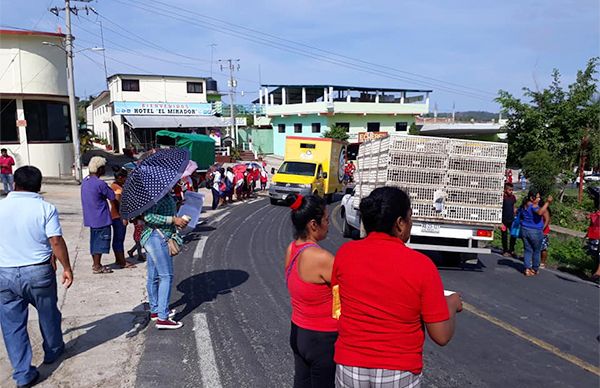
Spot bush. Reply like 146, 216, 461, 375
521, 149, 560, 195
548, 236, 594, 274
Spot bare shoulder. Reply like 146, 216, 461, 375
307, 246, 334, 264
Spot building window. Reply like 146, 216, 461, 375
23, 100, 71, 143
335, 122, 350, 132
278, 124, 286, 133
122, 79, 140, 92
395, 122, 408, 132
311, 123, 321, 133
367, 122, 380, 132
0, 99, 19, 143
294, 123, 302, 133
187, 82, 203, 94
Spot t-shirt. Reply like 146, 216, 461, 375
521, 204, 544, 230
502, 194, 517, 223
81, 175, 115, 228
109, 182, 123, 220
0, 155, 15, 175
331, 232, 449, 374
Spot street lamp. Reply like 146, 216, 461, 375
42, 42, 104, 182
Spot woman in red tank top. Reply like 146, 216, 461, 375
284, 194, 337, 388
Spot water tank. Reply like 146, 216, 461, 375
206, 78, 218, 92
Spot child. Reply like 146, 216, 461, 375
540, 207, 551, 268
127, 217, 146, 261
260, 169, 268, 191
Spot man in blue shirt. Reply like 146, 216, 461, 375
0, 166, 73, 387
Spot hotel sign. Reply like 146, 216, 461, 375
358, 131, 389, 143
114, 101, 214, 116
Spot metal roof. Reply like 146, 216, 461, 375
260, 84, 432, 93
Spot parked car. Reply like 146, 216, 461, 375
584, 173, 600, 182
340, 191, 360, 238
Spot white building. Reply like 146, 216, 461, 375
0, 29, 74, 177
88, 74, 228, 153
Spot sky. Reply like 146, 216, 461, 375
1, 0, 598, 112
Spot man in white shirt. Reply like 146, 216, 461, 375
0, 166, 73, 387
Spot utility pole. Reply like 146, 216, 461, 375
98, 20, 109, 88
50, 0, 93, 182
219, 59, 240, 146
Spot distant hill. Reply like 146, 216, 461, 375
423, 111, 499, 122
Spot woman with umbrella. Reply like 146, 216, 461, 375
120, 148, 190, 329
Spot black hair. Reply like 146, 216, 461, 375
285, 194, 326, 239
504, 182, 513, 189
521, 189, 540, 208
14, 166, 42, 193
0, 148, 7, 153
360, 187, 411, 235
114, 168, 128, 180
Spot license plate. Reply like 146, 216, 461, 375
421, 223, 440, 234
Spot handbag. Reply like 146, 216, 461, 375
155, 229, 181, 257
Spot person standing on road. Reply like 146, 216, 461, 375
540, 207, 551, 268
0, 166, 73, 387
109, 168, 136, 269
501, 183, 517, 257
284, 194, 337, 388
0, 148, 15, 195
81, 156, 115, 274
520, 190, 552, 277
332, 187, 462, 388
142, 192, 189, 329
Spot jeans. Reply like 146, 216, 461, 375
0, 264, 64, 386
143, 230, 174, 320
211, 188, 220, 210
1, 173, 13, 193
501, 221, 516, 253
522, 227, 543, 270
290, 322, 337, 388
111, 218, 126, 253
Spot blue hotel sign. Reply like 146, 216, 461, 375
114, 101, 214, 116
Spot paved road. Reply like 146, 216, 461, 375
136, 198, 599, 388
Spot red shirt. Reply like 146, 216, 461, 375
0, 155, 15, 175
286, 242, 338, 332
588, 211, 600, 240
331, 232, 449, 374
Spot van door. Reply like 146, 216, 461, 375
316, 164, 325, 196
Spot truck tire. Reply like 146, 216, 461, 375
270, 198, 278, 205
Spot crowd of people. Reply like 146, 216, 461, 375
208, 162, 269, 210
283, 187, 462, 388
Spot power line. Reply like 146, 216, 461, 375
107, 0, 492, 101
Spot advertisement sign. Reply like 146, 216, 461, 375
358, 131, 389, 143
114, 101, 214, 116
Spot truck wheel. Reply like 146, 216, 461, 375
270, 198, 278, 205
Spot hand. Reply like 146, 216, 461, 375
122, 219, 128, 226
173, 216, 189, 229
446, 293, 463, 313
546, 195, 554, 204
62, 269, 74, 289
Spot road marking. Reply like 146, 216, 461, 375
463, 302, 600, 377
211, 211, 230, 224
193, 313, 223, 388
194, 236, 207, 259
331, 204, 343, 234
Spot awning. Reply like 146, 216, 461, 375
123, 115, 232, 129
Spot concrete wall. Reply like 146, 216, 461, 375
0, 33, 67, 96
109, 76, 208, 103
239, 127, 274, 155
90, 94, 112, 143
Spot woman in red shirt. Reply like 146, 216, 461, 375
332, 187, 462, 387
284, 194, 337, 388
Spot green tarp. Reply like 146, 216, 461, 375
156, 130, 215, 169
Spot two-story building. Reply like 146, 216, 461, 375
254, 84, 430, 156
88, 74, 228, 152
0, 29, 74, 178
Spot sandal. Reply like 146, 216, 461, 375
93, 266, 113, 274
117, 260, 137, 269
524, 268, 535, 277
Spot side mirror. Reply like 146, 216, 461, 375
271, 168, 276, 174
322, 172, 328, 179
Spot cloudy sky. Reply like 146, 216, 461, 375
1, 0, 598, 112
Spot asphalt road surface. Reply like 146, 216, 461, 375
136, 197, 599, 388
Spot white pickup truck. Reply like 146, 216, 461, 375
342, 134, 508, 255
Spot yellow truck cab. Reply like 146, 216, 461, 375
269, 136, 347, 204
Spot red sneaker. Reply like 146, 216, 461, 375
150, 309, 176, 321
156, 318, 183, 330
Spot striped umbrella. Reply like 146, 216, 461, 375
120, 148, 190, 219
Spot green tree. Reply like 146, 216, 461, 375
408, 122, 420, 135
521, 149, 561, 195
322, 124, 349, 141
496, 57, 600, 170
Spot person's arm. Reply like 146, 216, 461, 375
9, 156, 15, 166
49, 236, 73, 288
101, 181, 116, 201
425, 293, 462, 346
542, 211, 550, 230
534, 195, 553, 216
317, 249, 335, 285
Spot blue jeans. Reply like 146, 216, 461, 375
90, 225, 111, 255
211, 188, 221, 210
0, 264, 64, 385
143, 231, 174, 320
111, 218, 126, 253
522, 227, 543, 270
1, 173, 13, 193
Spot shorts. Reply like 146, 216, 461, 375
90, 225, 111, 255
541, 235, 550, 251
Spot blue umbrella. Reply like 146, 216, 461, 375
120, 148, 190, 219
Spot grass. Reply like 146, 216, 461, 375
490, 229, 595, 277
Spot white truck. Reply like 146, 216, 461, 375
342, 134, 508, 256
